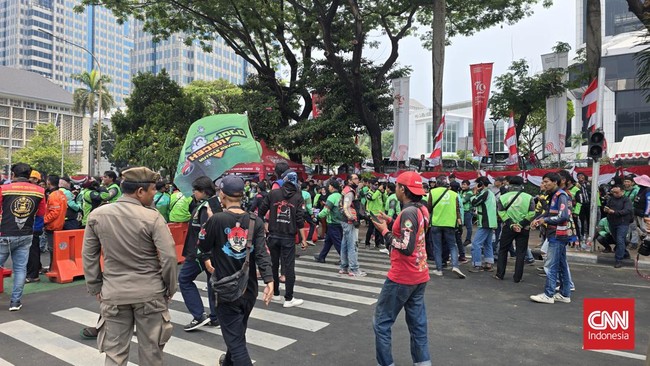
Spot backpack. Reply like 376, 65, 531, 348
634, 187, 648, 217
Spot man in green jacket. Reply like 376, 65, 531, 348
314, 180, 343, 263
364, 179, 385, 249
495, 176, 535, 282
384, 183, 401, 219
469, 176, 498, 272
154, 181, 171, 222
100, 170, 122, 204
460, 180, 474, 245
623, 175, 641, 249
169, 189, 192, 223
428, 175, 465, 279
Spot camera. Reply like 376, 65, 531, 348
639, 239, 650, 256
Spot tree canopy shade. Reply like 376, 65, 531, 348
13, 124, 80, 176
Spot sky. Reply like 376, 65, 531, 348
364, 1, 578, 107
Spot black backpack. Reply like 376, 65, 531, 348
633, 187, 648, 217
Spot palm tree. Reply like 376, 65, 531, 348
72, 70, 114, 174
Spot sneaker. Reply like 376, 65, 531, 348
8, 302, 22, 311
537, 272, 547, 277
493, 274, 503, 280
207, 320, 220, 327
614, 261, 622, 268
458, 257, 469, 264
272, 295, 284, 302
525, 259, 535, 265
80, 326, 99, 339
306, 240, 315, 246
377, 244, 386, 250
452, 267, 466, 279
218, 354, 226, 366
349, 270, 367, 277
530, 293, 555, 304
468, 266, 483, 273
338, 269, 348, 275
184, 314, 210, 331
200, 286, 208, 292
283, 298, 304, 308
553, 293, 571, 303
25, 277, 40, 283
379, 248, 389, 254
536, 266, 545, 272
313, 255, 326, 263
432, 270, 443, 277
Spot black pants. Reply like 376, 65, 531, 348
455, 227, 466, 258
268, 236, 296, 301
63, 219, 81, 230
579, 210, 590, 239
365, 224, 384, 247
597, 233, 615, 250
217, 294, 256, 366
305, 214, 317, 241
496, 226, 530, 283
26, 231, 43, 279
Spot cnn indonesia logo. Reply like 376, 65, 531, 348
583, 298, 635, 350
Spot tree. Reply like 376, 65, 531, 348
518, 109, 546, 159
570, 132, 587, 159
418, 0, 554, 142
626, 0, 650, 102
72, 70, 114, 117
585, 0, 602, 80
111, 71, 207, 178
89, 122, 127, 170
13, 124, 80, 175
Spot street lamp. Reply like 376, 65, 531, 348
489, 117, 501, 170
39, 28, 103, 176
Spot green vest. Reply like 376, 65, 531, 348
385, 193, 401, 218
429, 187, 458, 228
366, 189, 384, 215
568, 185, 582, 215
471, 188, 498, 229
169, 192, 192, 223
498, 190, 535, 227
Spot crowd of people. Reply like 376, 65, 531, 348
1, 159, 649, 366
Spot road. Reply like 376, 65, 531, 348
0, 244, 648, 365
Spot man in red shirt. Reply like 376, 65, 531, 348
371, 171, 431, 366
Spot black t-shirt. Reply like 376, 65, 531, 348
198, 211, 273, 297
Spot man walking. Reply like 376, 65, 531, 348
494, 176, 535, 283
340, 174, 366, 277
468, 177, 498, 272
0, 163, 46, 310
604, 180, 634, 268
82, 167, 177, 366
314, 180, 343, 264
365, 179, 385, 249
258, 171, 306, 308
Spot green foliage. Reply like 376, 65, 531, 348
72, 70, 114, 116
13, 124, 80, 175
89, 122, 126, 170
111, 71, 207, 177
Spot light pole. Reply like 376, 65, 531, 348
39, 28, 103, 176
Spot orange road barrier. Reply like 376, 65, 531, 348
0, 267, 12, 293
46, 230, 85, 284
296, 222, 318, 244
167, 222, 188, 265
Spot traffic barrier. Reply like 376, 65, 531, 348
46, 230, 85, 284
0, 267, 12, 293
168, 222, 188, 264
296, 222, 318, 244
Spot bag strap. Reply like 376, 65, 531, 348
503, 190, 523, 212
431, 188, 450, 210
154, 192, 166, 206
242, 213, 256, 267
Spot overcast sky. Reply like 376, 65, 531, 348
365, 1, 577, 107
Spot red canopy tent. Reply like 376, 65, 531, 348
227, 140, 305, 178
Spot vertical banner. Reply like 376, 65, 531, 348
470, 63, 493, 157
311, 91, 323, 119
390, 77, 410, 161
541, 51, 569, 154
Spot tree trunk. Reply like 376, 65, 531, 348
367, 121, 383, 173
625, 0, 650, 33
586, 0, 601, 80
431, 0, 446, 143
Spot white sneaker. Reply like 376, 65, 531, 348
283, 298, 304, 308
306, 240, 315, 246
530, 293, 555, 304
379, 248, 389, 254
553, 293, 571, 303
452, 267, 466, 279
272, 295, 283, 302
555, 285, 577, 292
432, 270, 443, 277
348, 270, 367, 277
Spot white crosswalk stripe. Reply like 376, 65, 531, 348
293, 266, 386, 284
0, 358, 14, 366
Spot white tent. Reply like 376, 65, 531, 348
611, 134, 650, 161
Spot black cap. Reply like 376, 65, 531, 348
220, 175, 245, 197
329, 179, 341, 192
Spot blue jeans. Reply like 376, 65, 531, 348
544, 238, 571, 298
463, 212, 473, 242
317, 224, 342, 261
373, 279, 431, 366
341, 222, 360, 272
471, 228, 494, 267
0, 235, 32, 303
431, 226, 458, 270
178, 259, 217, 322
612, 223, 629, 261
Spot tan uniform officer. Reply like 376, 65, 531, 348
82, 167, 178, 366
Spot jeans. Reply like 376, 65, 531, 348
544, 238, 571, 298
268, 236, 297, 301
628, 221, 639, 247
543, 243, 575, 290
341, 222, 360, 272
0, 235, 32, 303
365, 223, 384, 247
463, 212, 473, 242
496, 226, 529, 282
612, 223, 630, 261
373, 279, 431, 366
431, 226, 458, 270
317, 225, 342, 261
26, 231, 43, 279
178, 259, 217, 322
217, 294, 256, 366
471, 228, 494, 267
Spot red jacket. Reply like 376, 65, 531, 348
44, 189, 67, 231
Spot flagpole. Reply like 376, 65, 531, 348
588, 67, 606, 252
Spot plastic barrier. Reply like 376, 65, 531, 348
168, 222, 188, 265
46, 229, 86, 283
0, 267, 12, 293
295, 222, 318, 244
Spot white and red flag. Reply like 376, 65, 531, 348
582, 78, 598, 132
504, 112, 519, 170
429, 115, 445, 167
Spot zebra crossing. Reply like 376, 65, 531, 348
0, 247, 397, 366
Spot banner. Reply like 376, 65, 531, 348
541, 51, 568, 154
390, 77, 410, 161
311, 91, 323, 119
582, 78, 598, 132
174, 114, 262, 196
429, 115, 445, 167
504, 112, 519, 170
470, 63, 493, 157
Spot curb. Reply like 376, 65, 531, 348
532, 249, 650, 270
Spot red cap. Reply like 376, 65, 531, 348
396, 171, 425, 195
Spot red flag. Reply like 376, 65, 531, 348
429, 115, 445, 167
311, 91, 323, 118
470, 63, 493, 157
504, 112, 519, 170
582, 78, 597, 132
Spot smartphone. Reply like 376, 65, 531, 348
368, 212, 381, 223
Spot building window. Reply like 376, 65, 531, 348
426, 122, 433, 153
442, 121, 457, 153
